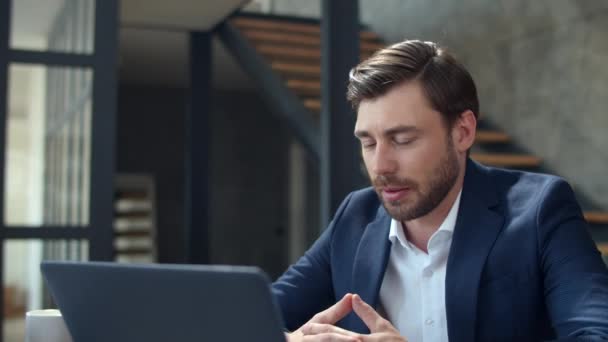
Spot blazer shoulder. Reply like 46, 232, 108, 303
490, 167, 571, 197
484, 166, 578, 218
341, 187, 383, 220
327, 187, 384, 241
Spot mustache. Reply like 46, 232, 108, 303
372, 175, 418, 189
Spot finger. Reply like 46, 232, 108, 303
359, 333, 405, 342
352, 294, 390, 334
302, 332, 361, 342
301, 323, 360, 337
310, 293, 353, 324
285, 330, 304, 342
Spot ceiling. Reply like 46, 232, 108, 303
121, 0, 249, 31
118, 27, 251, 90
119, 0, 253, 89
10, 0, 253, 89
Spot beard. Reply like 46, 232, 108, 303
372, 140, 460, 222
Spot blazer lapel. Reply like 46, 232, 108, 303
350, 207, 392, 333
445, 159, 504, 342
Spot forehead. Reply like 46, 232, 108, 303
354, 81, 443, 133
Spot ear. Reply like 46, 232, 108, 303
451, 110, 477, 153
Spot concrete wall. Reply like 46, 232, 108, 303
261, 0, 608, 209
362, 0, 608, 209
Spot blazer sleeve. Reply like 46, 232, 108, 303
537, 178, 608, 341
271, 192, 355, 331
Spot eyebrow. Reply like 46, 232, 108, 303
354, 125, 421, 139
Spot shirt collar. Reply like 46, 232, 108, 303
388, 190, 463, 249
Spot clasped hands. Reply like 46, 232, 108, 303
285, 293, 406, 342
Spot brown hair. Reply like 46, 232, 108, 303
347, 40, 479, 127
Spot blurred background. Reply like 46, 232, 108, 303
1, 0, 607, 341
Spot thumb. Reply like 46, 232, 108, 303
352, 294, 387, 333
309, 293, 353, 325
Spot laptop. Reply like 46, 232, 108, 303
41, 261, 286, 342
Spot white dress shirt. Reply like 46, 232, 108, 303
378, 191, 462, 342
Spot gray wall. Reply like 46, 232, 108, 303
209, 90, 290, 280
117, 86, 290, 278
262, 0, 608, 209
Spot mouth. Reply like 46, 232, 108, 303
380, 187, 410, 202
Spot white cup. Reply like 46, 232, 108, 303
24, 309, 72, 342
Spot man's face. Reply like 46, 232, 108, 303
354, 81, 461, 222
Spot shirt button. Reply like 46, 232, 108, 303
425, 318, 434, 326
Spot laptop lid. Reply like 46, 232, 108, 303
41, 261, 286, 342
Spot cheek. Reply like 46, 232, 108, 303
396, 143, 442, 177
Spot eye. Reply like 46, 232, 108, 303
394, 138, 411, 145
394, 135, 415, 146
360, 140, 376, 150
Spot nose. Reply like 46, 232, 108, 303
371, 142, 397, 176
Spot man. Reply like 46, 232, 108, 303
273, 39, 608, 341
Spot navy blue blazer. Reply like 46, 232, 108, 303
273, 159, 608, 341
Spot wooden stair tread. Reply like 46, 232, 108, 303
258, 44, 321, 59
243, 30, 319, 45
233, 17, 320, 34
304, 98, 321, 111
258, 44, 371, 62
287, 79, 321, 94
584, 211, 608, 224
361, 41, 385, 51
232, 17, 379, 40
272, 61, 320, 76
597, 243, 608, 254
360, 31, 381, 40
475, 130, 510, 144
242, 30, 383, 52
471, 153, 541, 168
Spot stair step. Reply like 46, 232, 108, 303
258, 44, 371, 62
232, 17, 380, 40
242, 30, 319, 46
304, 98, 321, 111
584, 211, 608, 225
259, 44, 322, 59
471, 153, 541, 168
475, 130, 510, 144
241, 30, 384, 52
272, 62, 320, 76
360, 31, 381, 40
287, 79, 321, 95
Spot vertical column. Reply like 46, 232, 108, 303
0, 0, 9, 338
185, 32, 211, 264
320, 0, 364, 228
89, 0, 119, 261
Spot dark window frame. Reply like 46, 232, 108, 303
0, 0, 118, 340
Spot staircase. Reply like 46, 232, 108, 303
229, 13, 608, 257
